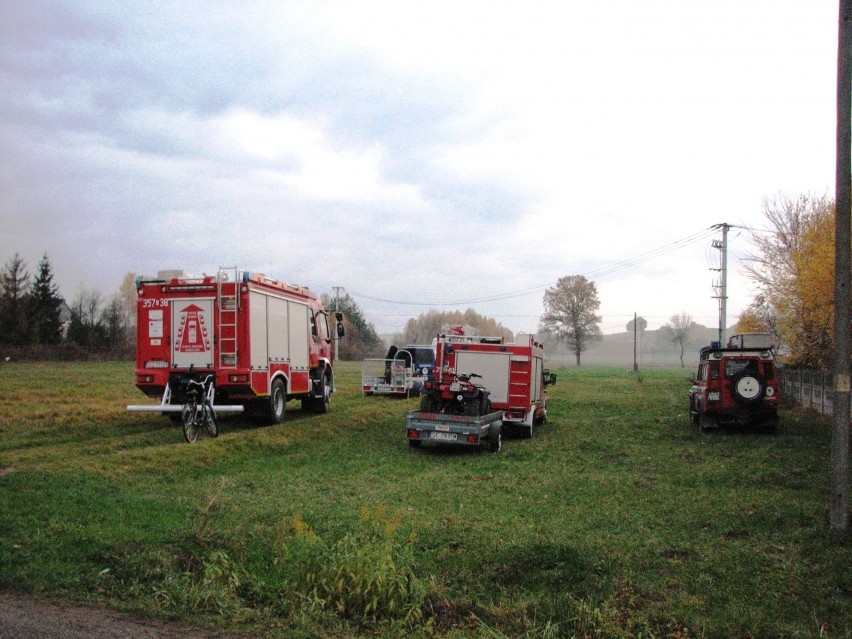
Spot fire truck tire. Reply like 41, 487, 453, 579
264, 378, 287, 425
689, 398, 700, 425
522, 422, 533, 439
488, 422, 502, 452
313, 375, 331, 414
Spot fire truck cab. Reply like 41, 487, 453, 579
129, 267, 344, 425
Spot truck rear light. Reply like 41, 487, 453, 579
466, 434, 478, 444
136, 375, 155, 384
229, 374, 249, 383
407, 429, 420, 439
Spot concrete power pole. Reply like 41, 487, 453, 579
711, 223, 730, 345
830, 0, 850, 533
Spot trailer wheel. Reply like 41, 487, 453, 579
488, 422, 502, 452
264, 378, 287, 425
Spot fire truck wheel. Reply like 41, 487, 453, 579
689, 398, 700, 425
488, 422, 502, 452
264, 378, 287, 425
314, 375, 331, 414
522, 422, 533, 439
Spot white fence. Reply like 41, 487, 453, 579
777, 368, 838, 416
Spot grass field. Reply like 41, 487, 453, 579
0, 361, 850, 638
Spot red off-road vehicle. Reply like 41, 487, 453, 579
688, 333, 780, 432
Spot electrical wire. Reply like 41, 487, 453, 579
349, 226, 720, 308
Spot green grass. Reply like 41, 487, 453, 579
0, 361, 849, 638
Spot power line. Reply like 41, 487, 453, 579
349, 226, 718, 308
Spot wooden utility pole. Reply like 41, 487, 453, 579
831, 0, 851, 533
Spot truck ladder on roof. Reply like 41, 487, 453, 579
217, 266, 239, 369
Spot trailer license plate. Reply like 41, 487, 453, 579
450, 382, 461, 392
429, 431, 457, 442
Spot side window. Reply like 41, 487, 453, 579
709, 361, 719, 379
316, 311, 330, 341
698, 363, 707, 381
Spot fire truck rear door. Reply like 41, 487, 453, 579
171, 298, 215, 369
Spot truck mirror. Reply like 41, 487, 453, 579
543, 370, 557, 386
335, 312, 344, 322
337, 321, 345, 338
688, 373, 696, 383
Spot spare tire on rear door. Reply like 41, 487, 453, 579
730, 371, 765, 405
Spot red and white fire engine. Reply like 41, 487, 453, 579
128, 267, 344, 425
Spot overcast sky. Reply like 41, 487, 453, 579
0, 1, 839, 336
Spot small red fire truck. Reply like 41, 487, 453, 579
407, 327, 556, 450
128, 267, 344, 425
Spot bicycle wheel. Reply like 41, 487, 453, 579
182, 402, 200, 443
204, 403, 218, 437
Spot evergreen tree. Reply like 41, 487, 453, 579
0, 253, 31, 346
29, 254, 64, 345
321, 292, 384, 360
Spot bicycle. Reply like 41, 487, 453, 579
181, 374, 218, 443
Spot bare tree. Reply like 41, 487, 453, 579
539, 275, 602, 366
660, 312, 695, 368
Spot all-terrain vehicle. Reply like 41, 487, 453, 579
419, 371, 492, 417
688, 332, 780, 432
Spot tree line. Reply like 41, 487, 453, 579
0, 253, 136, 359
5, 197, 839, 368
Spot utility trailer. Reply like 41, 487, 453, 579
406, 410, 505, 452
362, 345, 435, 397
127, 267, 344, 427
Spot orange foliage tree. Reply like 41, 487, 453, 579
744, 194, 836, 368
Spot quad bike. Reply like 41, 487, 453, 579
419, 371, 492, 417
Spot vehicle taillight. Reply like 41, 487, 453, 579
466, 434, 478, 444
407, 429, 420, 439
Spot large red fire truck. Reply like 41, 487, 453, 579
406, 327, 556, 450
127, 267, 344, 425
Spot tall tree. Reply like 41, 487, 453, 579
321, 292, 384, 360
660, 312, 695, 368
744, 194, 838, 368
539, 275, 602, 366
0, 253, 31, 347
29, 254, 64, 345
